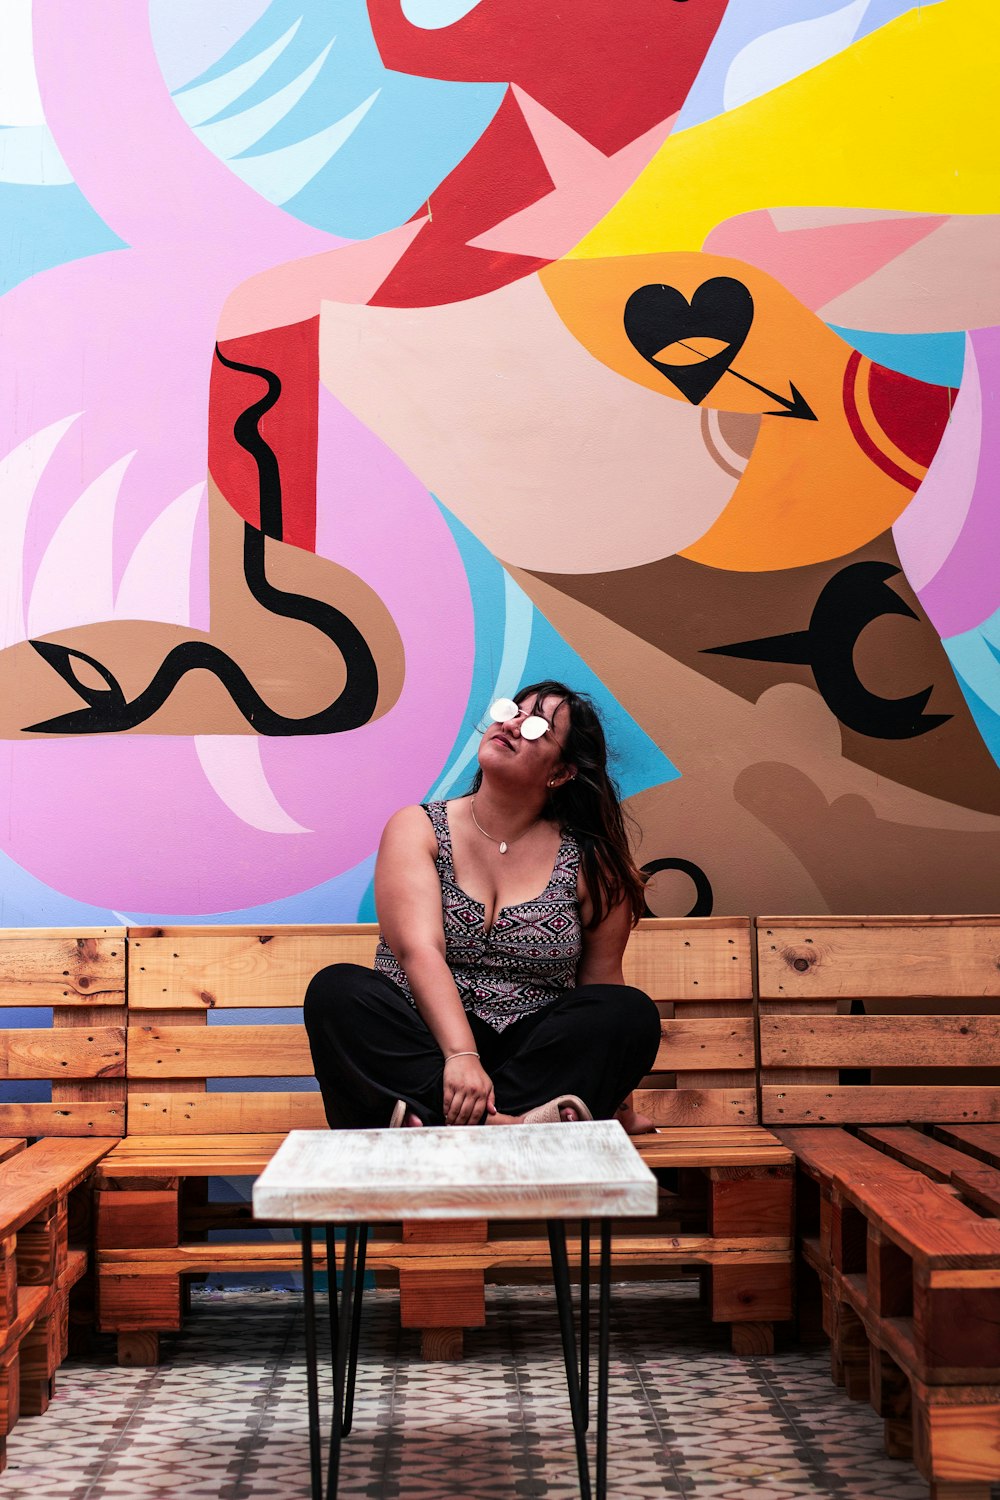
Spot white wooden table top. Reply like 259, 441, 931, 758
252, 1121, 658, 1222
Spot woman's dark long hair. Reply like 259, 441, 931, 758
469, 679, 646, 929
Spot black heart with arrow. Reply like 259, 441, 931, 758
624, 277, 817, 420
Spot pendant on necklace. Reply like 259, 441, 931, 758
499, 841, 508, 854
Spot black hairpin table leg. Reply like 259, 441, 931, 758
596, 1220, 612, 1500
343, 1224, 368, 1437
302, 1227, 323, 1500
548, 1220, 592, 1500
580, 1218, 591, 1425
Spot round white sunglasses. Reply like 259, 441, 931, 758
488, 698, 550, 741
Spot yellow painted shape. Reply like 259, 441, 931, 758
573, 0, 999, 258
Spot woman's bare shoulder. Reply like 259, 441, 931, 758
381, 803, 436, 846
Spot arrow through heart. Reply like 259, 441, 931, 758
624, 277, 817, 420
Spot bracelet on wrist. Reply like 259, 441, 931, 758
444, 1050, 479, 1062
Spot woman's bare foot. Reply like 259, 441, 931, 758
615, 1104, 656, 1135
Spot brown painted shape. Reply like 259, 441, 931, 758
0, 484, 403, 738
528, 534, 1000, 817
510, 568, 1000, 916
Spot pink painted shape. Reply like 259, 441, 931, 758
0, 394, 473, 911
703, 209, 947, 312
467, 88, 677, 262
893, 335, 980, 594
916, 325, 1000, 639
216, 218, 430, 340
0, 2, 474, 911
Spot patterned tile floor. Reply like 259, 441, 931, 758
4, 1284, 996, 1500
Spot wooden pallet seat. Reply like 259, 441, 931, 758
94, 918, 793, 1363
760, 915, 1000, 1500
0, 1137, 116, 1471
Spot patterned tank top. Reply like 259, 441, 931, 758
374, 800, 583, 1032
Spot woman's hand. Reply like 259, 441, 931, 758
443, 1054, 496, 1126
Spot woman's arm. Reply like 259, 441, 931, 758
575, 887, 633, 988
375, 806, 495, 1124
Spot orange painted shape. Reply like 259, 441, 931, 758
540, 251, 852, 419
540, 252, 919, 571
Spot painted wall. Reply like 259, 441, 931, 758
0, 0, 998, 934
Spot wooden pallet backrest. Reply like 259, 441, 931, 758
625, 916, 756, 1127
125, 926, 376, 1134
756, 916, 1000, 1126
0, 930, 127, 1137
125, 918, 756, 1133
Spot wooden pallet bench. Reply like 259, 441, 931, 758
759, 915, 1000, 1500
95, 917, 793, 1363
0, 1137, 116, 1472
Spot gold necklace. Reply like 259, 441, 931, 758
469, 795, 532, 855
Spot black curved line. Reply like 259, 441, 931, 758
25, 345, 380, 735
213, 343, 284, 540
641, 857, 713, 919
26, 524, 379, 735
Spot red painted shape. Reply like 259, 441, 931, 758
368, 0, 728, 153
842, 350, 921, 493
372, 89, 551, 306
208, 317, 319, 552
842, 350, 955, 495
367, 0, 729, 306
867, 358, 955, 472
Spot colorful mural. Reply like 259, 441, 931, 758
0, 0, 997, 931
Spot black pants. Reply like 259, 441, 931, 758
304, 964, 661, 1129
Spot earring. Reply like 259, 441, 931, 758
547, 779, 556, 787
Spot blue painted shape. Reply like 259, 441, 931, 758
678, 0, 944, 131
434, 500, 679, 801
171, 0, 506, 238
947, 670, 1000, 766
828, 326, 965, 387
943, 607, 1000, 767
0, 182, 126, 295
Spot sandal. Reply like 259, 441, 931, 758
522, 1094, 593, 1125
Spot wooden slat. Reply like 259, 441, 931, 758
934, 1124, 1000, 1169
634, 1129, 792, 1169
858, 1127, 981, 1182
634, 1087, 756, 1127
764, 1086, 1000, 1126
622, 917, 751, 1001
98, 1234, 790, 1275
125, 1016, 755, 1079
95, 1133, 288, 1181
0, 934, 125, 1007
127, 929, 379, 1010
0, 1028, 125, 1080
0, 1102, 123, 1137
0, 1139, 116, 1236
127, 1024, 312, 1078
0, 1142, 25, 1164
760, 1016, 1000, 1069
127, 1091, 326, 1134
757, 916, 1000, 1000
52, 1005, 128, 1119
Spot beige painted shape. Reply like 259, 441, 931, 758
820, 216, 1000, 332
318, 275, 737, 574
0, 485, 404, 738
511, 569, 1000, 916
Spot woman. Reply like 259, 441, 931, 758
304, 680, 661, 1129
